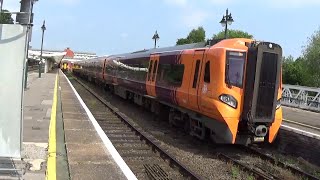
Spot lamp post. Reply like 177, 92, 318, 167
23, 0, 37, 89
219, 8, 234, 39
0, 0, 3, 12
152, 30, 159, 48
39, 20, 46, 78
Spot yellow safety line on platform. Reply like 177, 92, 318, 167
46, 74, 58, 180
283, 118, 320, 131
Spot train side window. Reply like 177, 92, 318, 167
152, 60, 158, 81
204, 61, 210, 83
157, 64, 184, 87
192, 60, 201, 88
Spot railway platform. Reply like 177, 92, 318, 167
282, 106, 320, 139
2, 68, 320, 179
58, 70, 132, 180
3, 69, 135, 180
22, 71, 57, 180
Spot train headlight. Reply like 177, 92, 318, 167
219, 94, 238, 109
276, 99, 281, 110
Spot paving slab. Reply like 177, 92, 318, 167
283, 106, 320, 128
5, 71, 58, 179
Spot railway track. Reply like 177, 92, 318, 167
246, 147, 319, 180
68, 74, 202, 180
217, 145, 320, 180
68, 73, 320, 180
217, 153, 279, 180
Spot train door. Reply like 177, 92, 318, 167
146, 54, 159, 97
188, 50, 205, 111
198, 57, 215, 114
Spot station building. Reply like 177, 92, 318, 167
28, 47, 97, 73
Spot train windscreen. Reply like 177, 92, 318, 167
226, 51, 246, 88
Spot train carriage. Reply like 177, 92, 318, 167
75, 38, 283, 145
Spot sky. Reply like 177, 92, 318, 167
3, 0, 320, 57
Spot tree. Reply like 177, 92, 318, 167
302, 28, 320, 87
213, 29, 253, 39
0, 10, 14, 24
282, 56, 305, 85
176, 26, 206, 45
187, 27, 206, 43
176, 38, 191, 45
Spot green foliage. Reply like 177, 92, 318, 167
282, 28, 320, 87
213, 29, 253, 39
176, 38, 191, 45
176, 26, 206, 45
302, 28, 320, 87
231, 166, 240, 179
0, 10, 14, 24
282, 56, 307, 85
187, 27, 206, 43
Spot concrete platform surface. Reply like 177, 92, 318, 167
22, 71, 57, 179
0, 71, 56, 179
282, 106, 320, 139
283, 106, 320, 128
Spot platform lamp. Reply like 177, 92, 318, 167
219, 8, 234, 39
152, 30, 159, 48
39, 20, 46, 78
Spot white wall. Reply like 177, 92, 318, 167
0, 24, 27, 158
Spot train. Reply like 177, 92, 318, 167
70, 38, 283, 145
60, 60, 72, 72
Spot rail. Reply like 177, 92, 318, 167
218, 146, 319, 180
245, 147, 319, 180
71, 74, 202, 180
282, 84, 320, 112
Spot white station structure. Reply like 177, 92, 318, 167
28, 49, 97, 73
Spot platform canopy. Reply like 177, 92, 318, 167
61, 58, 85, 63
28, 50, 66, 63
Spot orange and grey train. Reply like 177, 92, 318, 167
73, 38, 283, 145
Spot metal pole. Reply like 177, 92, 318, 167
24, 0, 34, 89
0, 8, 2, 24
39, 21, 45, 78
0, 1, 3, 12
224, 9, 228, 39
154, 39, 156, 48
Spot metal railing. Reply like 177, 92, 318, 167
282, 84, 320, 112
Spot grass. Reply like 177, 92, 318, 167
231, 166, 240, 179
246, 175, 255, 180
284, 157, 296, 165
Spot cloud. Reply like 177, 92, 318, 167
120, 33, 128, 39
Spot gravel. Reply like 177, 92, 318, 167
73, 78, 251, 180
72, 76, 320, 180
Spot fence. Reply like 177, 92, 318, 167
282, 84, 320, 112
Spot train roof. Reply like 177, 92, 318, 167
74, 39, 225, 63
113, 42, 205, 57
105, 39, 224, 60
